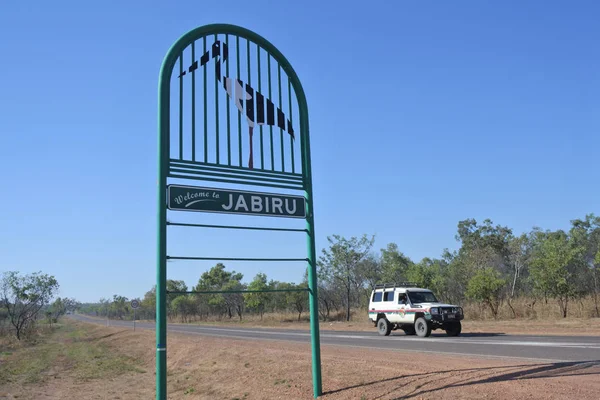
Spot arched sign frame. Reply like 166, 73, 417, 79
156, 24, 322, 399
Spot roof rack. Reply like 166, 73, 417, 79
373, 282, 418, 290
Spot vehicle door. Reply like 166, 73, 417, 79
397, 293, 412, 323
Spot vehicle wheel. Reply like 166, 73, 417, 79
377, 318, 392, 336
445, 321, 462, 337
414, 317, 431, 337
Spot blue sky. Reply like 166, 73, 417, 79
1, 1, 598, 303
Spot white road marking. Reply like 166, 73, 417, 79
166, 327, 568, 363
168, 325, 600, 349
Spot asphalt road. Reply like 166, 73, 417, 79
71, 314, 600, 363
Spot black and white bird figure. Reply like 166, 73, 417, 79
179, 40, 295, 169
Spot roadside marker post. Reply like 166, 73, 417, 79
131, 300, 140, 331
156, 24, 322, 399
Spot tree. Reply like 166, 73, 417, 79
111, 295, 129, 320
166, 280, 188, 320
99, 297, 110, 318
171, 295, 197, 323
141, 287, 157, 320
379, 243, 413, 283
244, 273, 269, 320
50, 297, 66, 321
456, 218, 513, 257
449, 218, 513, 306
465, 267, 506, 319
62, 297, 80, 314
529, 230, 582, 318
505, 234, 532, 317
318, 234, 375, 321
596, 250, 600, 317
1, 271, 59, 340
222, 280, 246, 321
316, 270, 343, 321
570, 214, 600, 317
406, 257, 448, 300
195, 263, 244, 318
280, 282, 309, 321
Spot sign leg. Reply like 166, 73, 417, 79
306, 198, 323, 398
156, 158, 168, 399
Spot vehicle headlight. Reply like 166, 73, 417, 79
430, 307, 439, 315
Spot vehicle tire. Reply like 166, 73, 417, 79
377, 318, 392, 336
445, 321, 462, 337
414, 317, 431, 337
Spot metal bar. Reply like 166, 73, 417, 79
288, 77, 295, 173
169, 161, 304, 180
374, 282, 417, 289
268, 55, 274, 170
167, 288, 310, 295
236, 36, 242, 166
178, 54, 183, 160
167, 173, 303, 190
167, 221, 308, 233
169, 167, 303, 185
247, 38, 251, 85
156, 41, 171, 400
247, 39, 252, 169
278, 63, 284, 171
170, 159, 303, 178
215, 34, 220, 164
203, 36, 208, 162
257, 44, 264, 169
298, 77, 323, 398
167, 256, 309, 262
226, 34, 231, 165
191, 42, 196, 161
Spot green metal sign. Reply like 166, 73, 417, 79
167, 185, 306, 218
156, 24, 322, 399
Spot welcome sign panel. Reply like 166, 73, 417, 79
167, 184, 306, 218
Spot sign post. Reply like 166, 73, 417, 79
156, 24, 322, 399
131, 300, 139, 331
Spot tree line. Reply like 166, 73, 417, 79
80, 263, 309, 323
316, 213, 600, 321
81, 213, 599, 323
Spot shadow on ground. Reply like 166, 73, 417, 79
386, 331, 506, 338
74, 330, 128, 343
430, 332, 506, 338
324, 360, 600, 399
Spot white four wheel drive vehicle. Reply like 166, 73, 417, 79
368, 283, 464, 337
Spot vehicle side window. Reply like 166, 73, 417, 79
383, 291, 394, 302
372, 292, 382, 302
398, 293, 407, 304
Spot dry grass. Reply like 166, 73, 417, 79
1, 319, 599, 399
0, 320, 147, 399
462, 296, 600, 320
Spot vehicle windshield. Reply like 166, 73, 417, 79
407, 291, 438, 304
